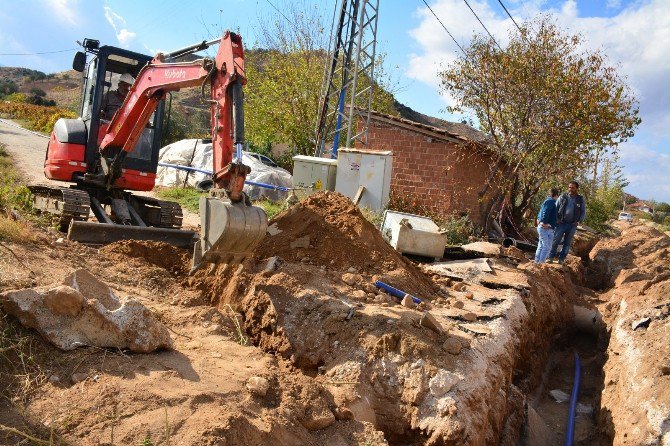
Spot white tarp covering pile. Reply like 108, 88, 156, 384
156, 139, 293, 201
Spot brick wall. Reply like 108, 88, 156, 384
364, 120, 496, 225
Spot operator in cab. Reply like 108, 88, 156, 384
100, 73, 134, 120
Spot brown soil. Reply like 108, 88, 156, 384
588, 224, 670, 445
1, 193, 667, 445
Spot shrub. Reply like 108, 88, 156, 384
0, 102, 76, 133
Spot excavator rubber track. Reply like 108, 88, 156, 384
129, 195, 183, 229
28, 184, 91, 231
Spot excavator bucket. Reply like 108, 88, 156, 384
192, 197, 268, 270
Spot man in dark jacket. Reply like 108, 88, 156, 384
534, 187, 559, 263
548, 181, 586, 264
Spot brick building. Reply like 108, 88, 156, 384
362, 110, 498, 225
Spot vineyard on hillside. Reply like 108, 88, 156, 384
0, 102, 76, 133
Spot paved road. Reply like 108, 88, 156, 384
0, 119, 200, 228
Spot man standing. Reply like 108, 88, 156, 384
549, 181, 586, 264
535, 188, 559, 263
100, 73, 134, 120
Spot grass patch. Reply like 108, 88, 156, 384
0, 144, 39, 242
154, 187, 206, 213
254, 199, 284, 220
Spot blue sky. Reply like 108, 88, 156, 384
1, 0, 669, 202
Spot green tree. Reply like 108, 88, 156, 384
245, 2, 396, 158
0, 79, 18, 98
439, 16, 640, 234
583, 156, 628, 231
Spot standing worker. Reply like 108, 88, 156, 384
534, 188, 559, 263
548, 181, 586, 264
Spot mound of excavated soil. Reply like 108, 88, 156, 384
589, 224, 670, 445
99, 240, 191, 275
255, 191, 435, 295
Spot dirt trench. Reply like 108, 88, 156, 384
1, 193, 667, 445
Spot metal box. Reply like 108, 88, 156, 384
381, 210, 446, 259
292, 155, 338, 198
335, 148, 392, 210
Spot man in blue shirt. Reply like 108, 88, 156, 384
548, 181, 587, 264
535, 188, 559, 263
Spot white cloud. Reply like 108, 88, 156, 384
43, 0, 78, 25
409, 0, 670, 139
104, 6, 136, 47
618, 141, 670, 201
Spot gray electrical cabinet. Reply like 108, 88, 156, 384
292, 155, 338, 198
335, 148, 393, 210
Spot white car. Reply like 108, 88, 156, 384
618, 212, 633, 222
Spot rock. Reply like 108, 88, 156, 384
264, 256, 282, 273
55, 237, 64, 244
43, 286, 84, 317
48, 375, 60, 384
247, 376, 270, 397
452, 300, 465, 309
362, 282, 377, 294
576, 403, 593, 415
347, 267, 357, 273
0, 269, 172, 353
462, 312, 477, 322
301, 256, 310, 263
334, 406, 354, 421
631, 317, 651, 330
443, 337, 462, 355
290, 235, 310, 249
401, 294, 416, 308
300, 405, 336, 431
549, 389, 570, 403
464, 291, 474, 299
350, 290, 367, 300
341, 273, 363, 286
453, 282, 466, 292
71, 373, 87, 384
419, 311, 444, 334
429, 369, 460, 396
267, 223, 282, 236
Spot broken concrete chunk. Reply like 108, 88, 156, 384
267, 223, 282, 236
290, 235, 311, 249
401, 294, 416, 309
264, 256, 282, 273
461, 242, 502, 258
64, 269, 120, 311
429, 369, 460, 396
549, 389, 570, 403
631, 317, 651, 330
43, 286, 84, 317
0, 269, 172, 353
420, 311, 444, 334
247, 376, 270, 397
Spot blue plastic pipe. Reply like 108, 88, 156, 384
564, 352, 581, 446
374, 281, 422, 304
158, 162, 290, 191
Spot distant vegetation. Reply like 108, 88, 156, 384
0, 101, 76, 133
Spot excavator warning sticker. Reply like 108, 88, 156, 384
350, 162, 360, 171
315, 179, 323, 190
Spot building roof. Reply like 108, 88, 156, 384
366, 105, 493, 147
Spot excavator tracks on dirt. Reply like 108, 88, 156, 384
28, 184, 91, 230
129, 195, 183, 229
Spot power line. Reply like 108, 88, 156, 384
262, 0, 300, 30
496, 0, 524, 36
462, 0, 503, 51
0, 48, 78, 56
420, 0, 466, 55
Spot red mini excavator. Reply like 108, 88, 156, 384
30, 32, 267, 268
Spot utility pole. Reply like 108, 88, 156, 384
314, 0, 380, 158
